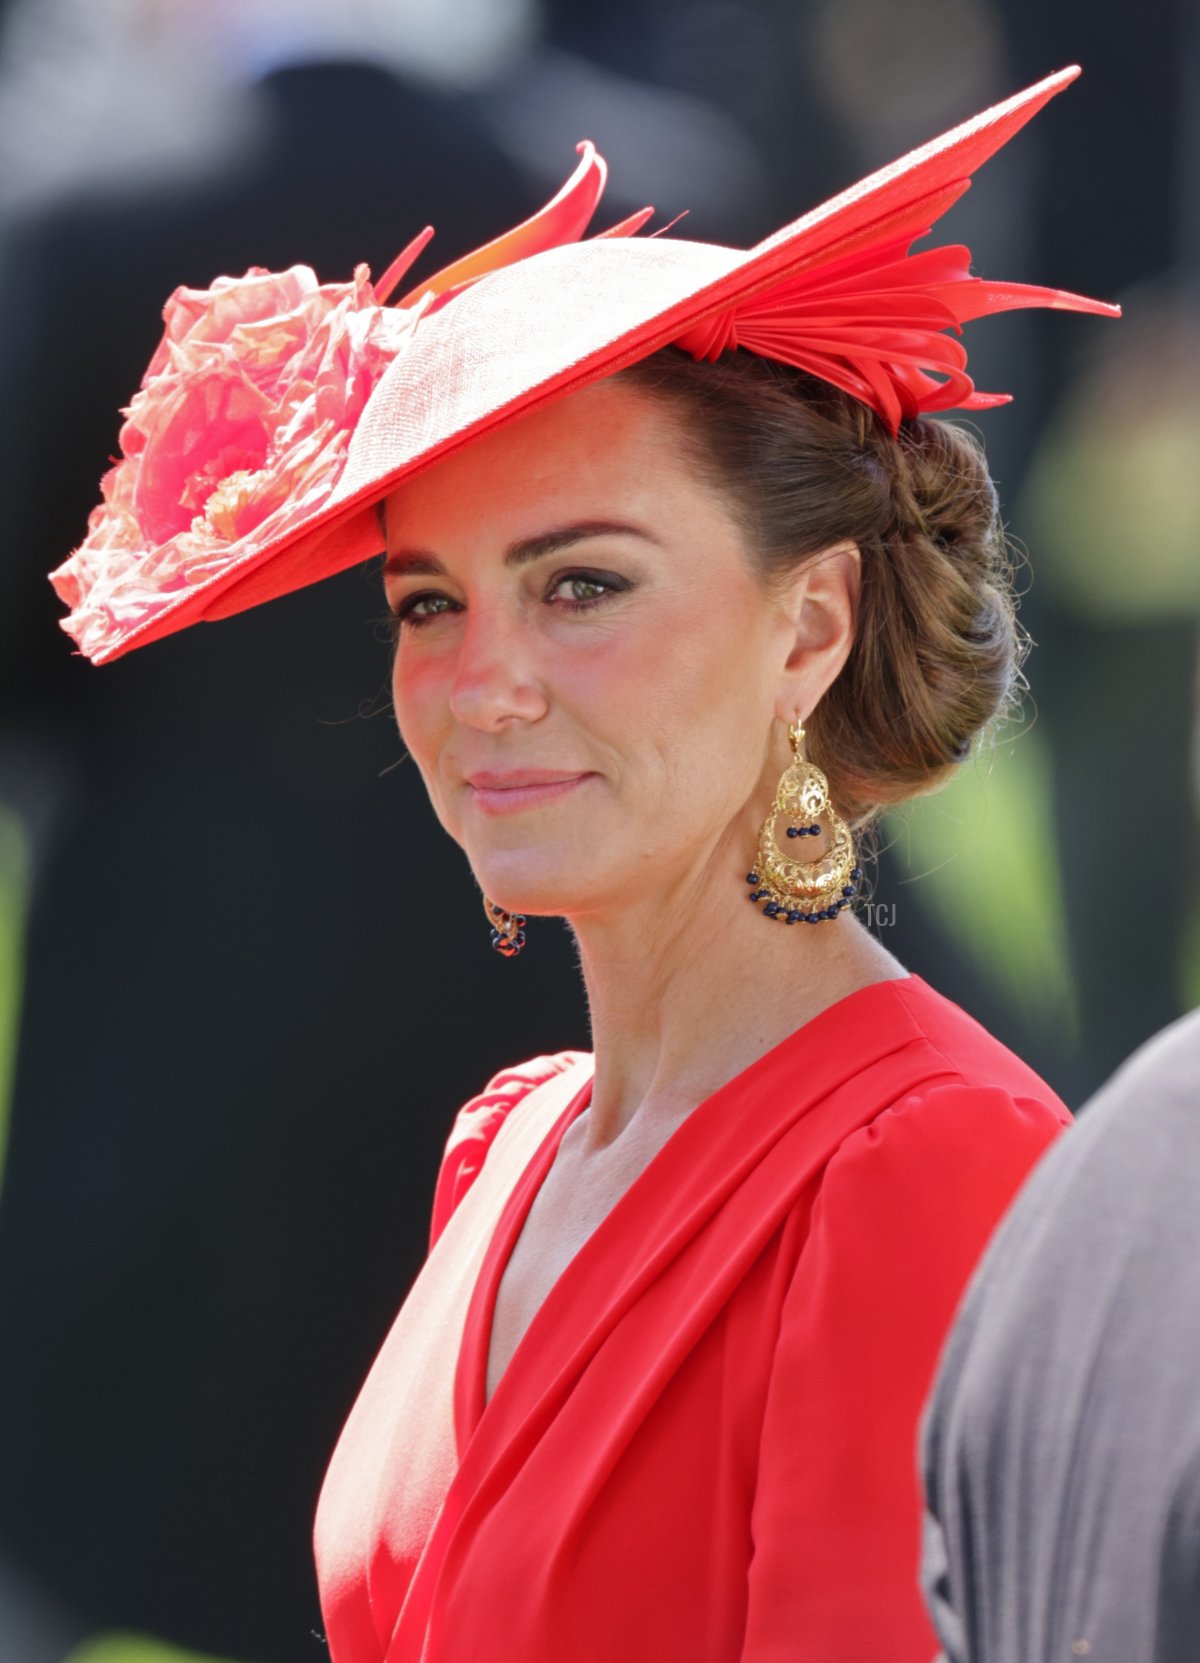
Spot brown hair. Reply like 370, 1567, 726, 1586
619, 348, 1027, 828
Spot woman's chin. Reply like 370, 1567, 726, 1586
469, 849, 609, 921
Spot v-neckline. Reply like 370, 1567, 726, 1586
454, 972, 920, 1453
456, 1071, 594, 1444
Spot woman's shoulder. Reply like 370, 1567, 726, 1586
820, 973, 1072, 1209
428, 1049, 593, 1250
786, 978, 1073, 1331
885, 972, 1070, 1112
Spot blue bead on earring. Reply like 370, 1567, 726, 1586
483, 894, 526, 957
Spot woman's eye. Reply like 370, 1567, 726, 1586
548, 572, 624, 611
384, 592, 458, 635
406, 593, 457, 620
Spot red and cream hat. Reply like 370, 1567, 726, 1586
50, 64, 1119, 667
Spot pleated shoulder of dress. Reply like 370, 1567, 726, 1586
427, 1049, 591, 1254
314, 972, 1071, 1663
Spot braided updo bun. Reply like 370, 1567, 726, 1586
620, 348, 1027, 827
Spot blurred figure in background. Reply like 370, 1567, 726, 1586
478, 0, 770, 244
0, 0, 529, 218
922, 1001, 1200, 1660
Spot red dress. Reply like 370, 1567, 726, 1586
313, 973, 1069, 1661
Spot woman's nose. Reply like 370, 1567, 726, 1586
448, 601, 549, 731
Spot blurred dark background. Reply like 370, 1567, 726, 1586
0, 2, 1195, 1660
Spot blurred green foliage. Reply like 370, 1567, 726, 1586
1022, 287, 1200, 627
64, 1636, 256, 1663
883, 724, 1080, 1045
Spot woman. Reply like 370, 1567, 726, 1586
51, 66, 1116, 1663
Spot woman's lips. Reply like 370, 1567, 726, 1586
466, 771, 592, 815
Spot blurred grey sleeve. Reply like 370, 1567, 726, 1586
919, 1390, 965, 1663
1153, 1440, 1200, 1661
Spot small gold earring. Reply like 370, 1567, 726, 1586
745, 719, 861, 925
483, 893, 526, 957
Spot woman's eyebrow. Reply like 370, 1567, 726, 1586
383, 520, 660, 578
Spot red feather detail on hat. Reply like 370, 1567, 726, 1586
392, 139, 617, 308
672, 220, 1119, 437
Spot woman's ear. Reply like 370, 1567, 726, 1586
773, 540, 861, 724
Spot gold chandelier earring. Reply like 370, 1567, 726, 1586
483, 893, 527, 957
745, 719, 861, 925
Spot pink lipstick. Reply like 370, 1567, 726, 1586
466, 770, 592, 815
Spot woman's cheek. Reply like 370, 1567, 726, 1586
391, 650, 450, 735
390, 706, 441, 814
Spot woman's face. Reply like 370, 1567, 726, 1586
382, 378, 840, 921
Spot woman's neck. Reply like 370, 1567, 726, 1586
568, 878, 907, 1151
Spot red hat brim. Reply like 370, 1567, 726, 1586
63, 65, 1116, 664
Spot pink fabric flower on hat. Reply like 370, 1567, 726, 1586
49, 262, 416, 662
49, 142, 641, 664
